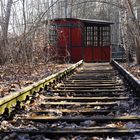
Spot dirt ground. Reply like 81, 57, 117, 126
0, 61, 139, 98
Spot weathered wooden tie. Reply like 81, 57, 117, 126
39, 101, 118, 106
3, 128, 140, 136
44, 96, 129, 101
33, 109, 118, 115
23, 115, 140, 122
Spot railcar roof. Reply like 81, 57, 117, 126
50, 18, 113, 25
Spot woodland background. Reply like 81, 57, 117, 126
0, 0, 140, 65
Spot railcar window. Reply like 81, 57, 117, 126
94, 26, 98, 46
85, 26, 93, 46
102, 26, 110, 46
49, 25, 57, 46
85, 25, 110, 47
99, 26, 102, 46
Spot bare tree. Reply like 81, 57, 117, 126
0, 0, 13, 64
118, 0, 140, 64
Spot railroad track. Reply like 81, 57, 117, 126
0, 61, 140, 139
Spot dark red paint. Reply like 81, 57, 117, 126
50, 18, 112, 62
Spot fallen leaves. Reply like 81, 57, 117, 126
0, 63, 69, 98
121, 63, 140, 79
106, 121, 125, 128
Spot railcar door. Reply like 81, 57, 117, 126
51, 19, 84, 63
70, 22, 83, 62
84, 25, 111, 62
57, 27, 70, 60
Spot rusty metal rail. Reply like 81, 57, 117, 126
0, 60, 83, 115
111, 60, 140, 94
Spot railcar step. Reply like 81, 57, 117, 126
23, 115, 140, 122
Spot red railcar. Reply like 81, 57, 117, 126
49, 18, 113, 62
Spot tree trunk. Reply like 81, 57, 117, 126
0, 0, 13, 64
135, 37, 140, 64
124, 0, 140, 64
